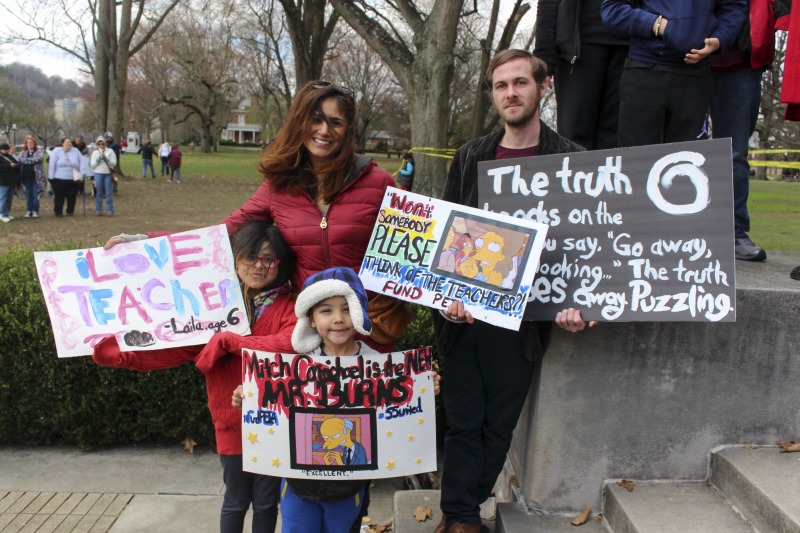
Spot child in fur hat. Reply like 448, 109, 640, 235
234, 266, 439, 532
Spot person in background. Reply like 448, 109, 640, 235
90, 136, 117, 216
141, 139, 156, 179
710, 0, 791, 262
397, 151, 415, 191
167, 143, 182, 184
159, 141, 171, 176
18, 135, 44, 218
47, 137, 83, 217
535, 0, 629, 150
94, 221, 297, 533
0, 143, 21, 223
601, 0, 747, 147
105, 132, 121, 194
73, 136, 89, 200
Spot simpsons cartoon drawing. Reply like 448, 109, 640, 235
319, 417, 369, 466
460, 231, 506, 285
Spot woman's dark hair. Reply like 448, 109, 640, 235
232, 221, 296, 323
259, 80, 357, 203
232, 221, 295, 290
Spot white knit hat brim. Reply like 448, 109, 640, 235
291, 278, 369, 353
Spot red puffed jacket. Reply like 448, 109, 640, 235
92, 293, 297, 455
224, 155, 395, 290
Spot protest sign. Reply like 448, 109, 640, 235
34, 224, 249, 357
241, 347, 436, 481
478, 139, 736, 322
358, 187, 549, 330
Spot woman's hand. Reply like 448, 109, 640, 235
442, 300, 474, 324
231, 385, 244, 408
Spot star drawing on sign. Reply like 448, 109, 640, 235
247, 390, 254, 397
272, 457, 281, 467
268, 428, 275, 435
415, 457, 422, 464
385, 460, 396, 470
420, 386, 427, 393
385, 429, 393, 437
418, 417, 424, 424
251, 456, 258, 463
247, 432, 259, 444
407, 434, 415, 442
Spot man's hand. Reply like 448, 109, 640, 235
685, 38, 720, 64
324, 451, 344, 465
442, 300, 474, 324
555, 308, 598, 332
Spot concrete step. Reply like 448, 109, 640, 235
496, 502, 606, 533
603, 482, 754, 533
710, 446, 800, 533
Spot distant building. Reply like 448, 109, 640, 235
221, 98, 261, 144
53, 98, 88, 123
364, 130, 396, 151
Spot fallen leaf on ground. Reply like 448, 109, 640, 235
363, 519, 392, 532
744, 444, 758, 450
571, 508, 591, 526
617, 479, 635, 492
595, 513, 603, 521
413, 505, 432, 522
778, 441, 800, 453
181, 437, 197, 453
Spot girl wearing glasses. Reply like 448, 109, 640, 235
93, 221, 297, 533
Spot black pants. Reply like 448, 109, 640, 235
555, 43, 628, 150
219, 454, 279, 533
440, 320, 536, 526
617, 64, 712, 148
50, 179, 80, 216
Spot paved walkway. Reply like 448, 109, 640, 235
0, 446, 403, 532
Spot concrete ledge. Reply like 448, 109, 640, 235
710, 446, 800, 533
496, 502, 606, 533
507, 251, 800, 512
603, 482, 752, 533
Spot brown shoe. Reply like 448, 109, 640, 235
433, 515, 448, 533
106, 212, 114, 217
447, 523, 482, 533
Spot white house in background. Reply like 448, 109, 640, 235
221, 97, 261, 144
53, 98, 88, 123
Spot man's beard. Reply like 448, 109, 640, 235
502, 98, 540, 127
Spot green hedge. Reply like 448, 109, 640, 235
0, 246, 438, 450
0, 246, 213, 450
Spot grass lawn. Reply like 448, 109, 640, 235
0, 147, 798, 252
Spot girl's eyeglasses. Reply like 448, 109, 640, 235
247, 256, 280, 269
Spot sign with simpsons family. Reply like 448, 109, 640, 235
241, 347, 437, 480
34, 225, 249, 357
358, 187, 549, 330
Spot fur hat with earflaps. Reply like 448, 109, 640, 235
291, 267, 371, 353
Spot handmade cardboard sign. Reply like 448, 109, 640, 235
359, 187, 549, 330
241, 347, 436, 480
34, 224, 249, 357
478, 139, 736, 322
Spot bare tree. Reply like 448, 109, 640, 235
328, 0, 466, 196
2, 0, 179, 148
238, 0, 294, 137
323, 33, 400, 152
26, 102, 62, 147
279, 0, 340, 85
145, 1, 240, 152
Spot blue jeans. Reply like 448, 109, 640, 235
711, 68, 764, 239
219, 454, 279, 533
171, 167, 181, 182
23, 177, 39, 213
95, 173, 114, 214
0, 185, 14, 217
440, 320, 535, 527
142, 159, 155, 178
160, 156, 169, 175
280, 479, 365, 533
